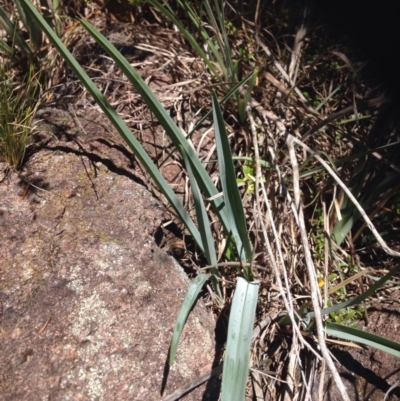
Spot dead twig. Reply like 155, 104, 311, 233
290, 134, 400, 259
287, 133, 351, 401
248, 106, 320, 401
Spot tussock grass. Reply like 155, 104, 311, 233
0, 65, 40, 168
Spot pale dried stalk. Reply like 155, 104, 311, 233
247, 107, 298, 399
291, 135, 400, 258
255, 33, 308, 104
318, 360, 326, 401
249, 97, 287, 134
288, 23, 307, 82
286, 134, 351, 401
247, 108, 319, 401
251, 369, 264, 401
283, 345, 298, 401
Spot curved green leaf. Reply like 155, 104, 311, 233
212, 91, 253, 269
327, 323, 400, 358
181, 145, 222, 300
169, 273, 210, 365
78, 18, 233, 249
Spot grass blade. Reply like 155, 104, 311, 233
0, 5, 32, 57
147, 0, 222, 81
0, 37, 16, 59
221, 277, 259, 401
15, 0, 43, 51
333, 170, 400, 245
209, 0, 234, 81
181, 145, 222, 299
180, 146, 217, 266
169, 273, 210, 365
179, 0, 229, 81
199, 0, 229, 80
327, 323, 400, 358
212, 91, 252, 267
188, 70, 258, 137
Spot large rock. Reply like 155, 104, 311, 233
0, 107, 218, 400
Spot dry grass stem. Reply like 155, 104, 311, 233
291, 135, 400, 258
287, 133, 351, 401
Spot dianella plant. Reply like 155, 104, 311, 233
0, 0, 61, 64
19, 1, 259, 400
147, 0, 258, 123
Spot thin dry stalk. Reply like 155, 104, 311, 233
318, 360, 326, 401
288, 14, 307, 82
283, 345, 298, 401
255, 32, 308, 104
290, 135, 400, 258
247, 106, 320, 401
286, 134, 351, 401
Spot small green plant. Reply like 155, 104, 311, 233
236, 162, 265, 194
0, 0, 61, 65
326, 298, 363, 326
309, 207, 325, 261
225, 20, 237, 36
237, 46, 255, 63
0, 0, 61, 168
0, 65, 40, 168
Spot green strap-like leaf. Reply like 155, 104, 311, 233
169, 273, 210, 365
212, 91, 253, 268
181, 145, 222, 299
78, 18, 234, 249
221, 278, 259, 401
327, 323, 400, 358
180, 145, 217, 267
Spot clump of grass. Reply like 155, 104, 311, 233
0, 65, 40, 169
0, 0, 61, 169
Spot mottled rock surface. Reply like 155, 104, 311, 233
0, 108, 219, 401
